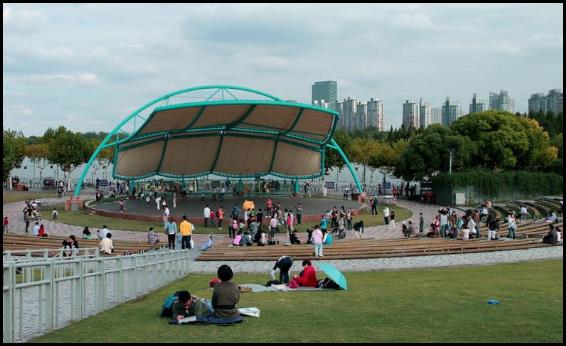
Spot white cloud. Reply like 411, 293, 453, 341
16, 73, 99, 86
3, 5, 48, 34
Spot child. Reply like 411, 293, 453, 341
52, 209, 59, 222
3, 216, 8, 233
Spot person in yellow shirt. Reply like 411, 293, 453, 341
179, 215, 194, 250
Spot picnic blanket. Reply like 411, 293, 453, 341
239, 283, 327, 293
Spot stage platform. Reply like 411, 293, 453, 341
86, 195, 364, 225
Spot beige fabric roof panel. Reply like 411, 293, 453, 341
115, 141, 164, 177
214, 136, 275, 175
139, 107, 202, 134
242, 105, 299, 131
271, 141, 321, 176
291, 108, 333, 137
159, 136, 220, 175
190, 105, 251, 129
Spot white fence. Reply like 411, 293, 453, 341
3, 249, 192, 343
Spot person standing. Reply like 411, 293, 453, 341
312, 225, 324, 257
179, 215, 194, 250
217, 207, 224, 230
165, 217, 177, 250
3, 216, 8, 233
172, 191, 177, 209
371, 196, 378, 215
269, 215, 278, 239
506, 212, 517, 239
389, 210, 396, 232
346, 208, 353, 230
383, 206, 390, 225
296, 203, 303, 225
417, 212, 424, 236
203, 205, 211, 228
155, 194, 162, 210
163, 206, 170, 228
52, 208, 59, 222
440, 210, 449, 238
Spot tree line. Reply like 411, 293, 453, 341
4, 109, 563, 184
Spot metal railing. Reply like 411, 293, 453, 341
3, 249, 192, 343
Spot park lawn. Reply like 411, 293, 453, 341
31, 260, 563, 343
3, 191, 62, 204
43, 205, 412, 235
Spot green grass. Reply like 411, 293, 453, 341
3, 191, 62, 204
30, 260, 563, 343
41, 205, 412, 234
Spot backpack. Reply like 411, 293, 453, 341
160, 291, 183, 318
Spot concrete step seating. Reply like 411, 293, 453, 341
197, 223, 561, 261
3, 233, 163, 257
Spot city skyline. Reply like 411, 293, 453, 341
3, 3, 563, 136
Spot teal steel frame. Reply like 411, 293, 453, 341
73, 85, 363, 197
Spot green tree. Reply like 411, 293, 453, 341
3, 129, 27, 181
44, 126, 92, 189
24, 143, 50, 181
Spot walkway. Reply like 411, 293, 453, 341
3, 197, 561, 273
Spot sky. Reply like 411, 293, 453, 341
3, 3, 563, 136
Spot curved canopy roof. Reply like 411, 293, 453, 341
112, 86, 339, 180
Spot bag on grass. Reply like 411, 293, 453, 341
160, 291, 184, 318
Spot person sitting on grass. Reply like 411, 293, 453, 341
288, 260, 318, 288
289, 230, 301, 244
82, 226, 92, 240
210, 265, 242, 323
172, 291, 214, 322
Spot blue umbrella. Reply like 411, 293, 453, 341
317, 263, 348, 290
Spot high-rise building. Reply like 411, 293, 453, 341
431, 108, 442, 124
355, 102, 368, 130
312, 81, 338, 111
545, 89, 563, 115
528, 89, 563, 115
339, 97, 357, 131
442, 97, 461, 127
469, 93, 489, 114
528, 93, 546, 114
402, 100, 419, 128
489, 90, 515, 113
367, 98, 384, 131
419, 98, 432, 128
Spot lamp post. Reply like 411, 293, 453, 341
449, 150, 454, 175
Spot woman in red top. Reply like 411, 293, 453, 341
289, 260, 318, 288
38, 224, 47, 237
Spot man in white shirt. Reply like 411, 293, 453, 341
203, 205, 211, 228
32, 222, 40, 236
99, 225, 111, 240
440, 211, 449, 238
100, 233, 114, 254
520, 206, 528, 220
383, 206, 390, 225
155, 195, 161, 210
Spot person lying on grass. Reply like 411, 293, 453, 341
172, 291, 214, 321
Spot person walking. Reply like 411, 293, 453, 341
163, 206, 170, 228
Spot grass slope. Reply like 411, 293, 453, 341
31, 260, 563, 343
